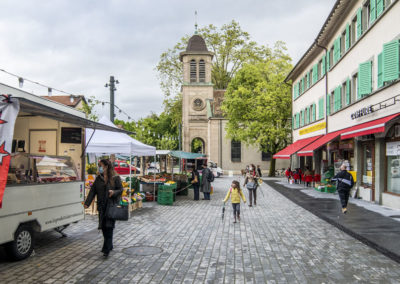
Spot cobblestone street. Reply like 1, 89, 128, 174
1, 176, 400, 283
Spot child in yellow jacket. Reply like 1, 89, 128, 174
223, 180, 246, 223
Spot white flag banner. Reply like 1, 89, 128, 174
0, 95, 20, 208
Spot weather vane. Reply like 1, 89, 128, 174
195, 11, 198, 34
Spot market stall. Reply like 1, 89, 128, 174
85, 116, 156, 215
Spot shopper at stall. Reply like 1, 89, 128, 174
244, 173, 258, 207
331, 163, 355, 214
200, 164, 212, 200
84, 159, 123, 257
223, 180, 246, 223
190, 168, 200, 201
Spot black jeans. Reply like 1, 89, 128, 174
232, 203, 240, 216
338, 189, 350, 209
101, 226, 114, 253
248, 188, 257, 205
193, 184, 200, 200
203, 192, 210, 200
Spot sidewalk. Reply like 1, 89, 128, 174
264, 178, 400, 263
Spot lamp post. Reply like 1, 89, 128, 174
105, 76, 119, 122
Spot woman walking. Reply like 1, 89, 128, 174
84, 159, 123, 257
223, 180, 246, 223
244, 173, 258, 207
331, 163, 354, 214
190, 167, 200, 201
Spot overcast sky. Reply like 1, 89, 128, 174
0, 0, 335, 121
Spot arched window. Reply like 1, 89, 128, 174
190, 59, 197, 82
231, 140, 241, 162
199, 59, 205, 82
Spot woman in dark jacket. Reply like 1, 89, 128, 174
84, 159, 122, 257
190, 168, 200, 201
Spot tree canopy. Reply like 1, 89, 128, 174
221, 41, 293, 176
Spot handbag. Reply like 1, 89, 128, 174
106, 199, 129, 221
246, 182, 256, 190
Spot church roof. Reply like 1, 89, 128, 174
186, 35, 208, 52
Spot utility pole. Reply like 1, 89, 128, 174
105, 76, 119, 122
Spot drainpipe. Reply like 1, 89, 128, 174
315, 40, 329, 135
219, 119, 223, 169
284, 81, 293, 169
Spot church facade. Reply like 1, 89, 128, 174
180, 34, 288, 174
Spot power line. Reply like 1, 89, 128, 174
0, 68, 133, 121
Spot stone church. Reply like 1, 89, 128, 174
179, 33, 287, 174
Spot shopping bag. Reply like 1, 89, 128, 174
210, 186, 214, 194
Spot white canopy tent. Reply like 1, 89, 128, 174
85, 117, 156, 216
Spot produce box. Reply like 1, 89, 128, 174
157, 188, 174, 205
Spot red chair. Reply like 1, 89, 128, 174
293, 173, 300, 183
313, 174, 321, 183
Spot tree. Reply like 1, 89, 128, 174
221, 42, 293, 176
156, 20, 268, 96
79, 96, 99, 121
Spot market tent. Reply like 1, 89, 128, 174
169, 151, 205, 159
85, 117, 156, 156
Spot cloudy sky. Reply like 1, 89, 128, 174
0, 0, 335, 121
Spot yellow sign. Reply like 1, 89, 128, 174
299, 122, 326, 135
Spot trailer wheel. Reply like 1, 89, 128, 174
6, 225, 34, 261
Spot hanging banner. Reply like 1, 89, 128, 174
0, 95, 20, 208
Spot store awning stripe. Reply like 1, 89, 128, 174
341, 113, 399, 140
297, 130, 344, 157
273, 135, 322, 159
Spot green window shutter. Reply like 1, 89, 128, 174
370, 0, 376, 24
301, 78, 304, 93
345, 24, 350, 51
334, 88, 338, 112
327, 94, 330, 115
327, 50, 331, 71
337, 37, 341, 60
307, 72, 310, 89
322, 55, 326, 76
357, 8, 362, 39
318, 97, 324, 119
312, 103, 316, 122
358, 61, 372, 97
377, 52, 383, 88
296, 113, 300, 128
300, 111, 304, 127
333, 40, 337, 64
383, 40, 400, 82
346, 78, 351, 105
377, 0, 384, 17
338, 86, 342, 110
312, 64, 317, 84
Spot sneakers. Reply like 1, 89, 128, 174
342, 208, 347, 214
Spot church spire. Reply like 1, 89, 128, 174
194, 11, 198, 35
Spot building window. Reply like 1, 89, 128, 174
330, 91, 334, 114
318, 60, 322, 79
329, 46, 334, 68
385, 124, 400, 194
341, 31, 345, 54
352, 73, 358, 103
190, 59, 197, 83
350, 17, 356, 46
341, 82, 346, 108
231, 140, 241, 162
261, 151, 271, 161
199, 59, 205, 82
362, 2, 370, 31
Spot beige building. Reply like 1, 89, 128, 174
277, 0, 400, 209
180, 33, 288, 174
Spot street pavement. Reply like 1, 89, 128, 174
1, 176, 400, 283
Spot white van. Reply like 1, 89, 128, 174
0, 84, 126, 260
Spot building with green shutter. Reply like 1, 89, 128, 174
277, 0, 400, 209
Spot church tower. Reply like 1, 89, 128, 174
180, 33, 214, 154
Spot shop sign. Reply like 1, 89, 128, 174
386, 141, 400, 156
299, 122, 326, 135
327, 141, 338, 151
350, 105, 374, 120
339, 139, 354, 150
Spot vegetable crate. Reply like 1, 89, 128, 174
157, 188, 174, 205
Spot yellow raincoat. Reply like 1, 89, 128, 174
223, 187, 246, 204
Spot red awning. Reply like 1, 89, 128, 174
297, 130, 344, 156
273, 135, 322, 159
341, 113, 400, 140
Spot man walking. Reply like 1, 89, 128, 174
331, 163, 355, 214
200, 164, 212, 200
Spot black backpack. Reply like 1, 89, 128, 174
207, 169, 214, 182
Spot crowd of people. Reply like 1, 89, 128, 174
284, 166, 318, 187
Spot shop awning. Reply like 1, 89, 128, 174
297, 130, 344, 156
273, 135, 322, 159
341, 113, 400, 140
169, 151, 206, 159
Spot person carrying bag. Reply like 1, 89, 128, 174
85, 159, 123, 257
244, 173, 258, 207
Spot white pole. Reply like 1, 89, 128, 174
153, 155, 156, 200
129, 153, 132, 218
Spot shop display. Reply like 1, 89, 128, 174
8, 153, 78, 185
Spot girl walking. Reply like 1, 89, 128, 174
223, 180, 246, 223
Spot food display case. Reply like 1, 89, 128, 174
7, 153, 79, 185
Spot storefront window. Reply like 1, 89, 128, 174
386, 140, 400, 194
362, 144, 373, 186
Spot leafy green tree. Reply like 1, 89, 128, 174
79, 96, 99, 121
221, 42, 293, 176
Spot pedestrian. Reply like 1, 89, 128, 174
304, 167, 312, 187
200, 163, 212, 200
190, 167, 200, 201
257, 165, 262, 177
223, 180, 246, 223
84, 159, 123, 257
285, 167, 292, 183
244, 173, 258, 207
331, 163, 355, 214
249, 164, 257, 177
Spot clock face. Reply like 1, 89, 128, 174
193, 98, 205, 111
